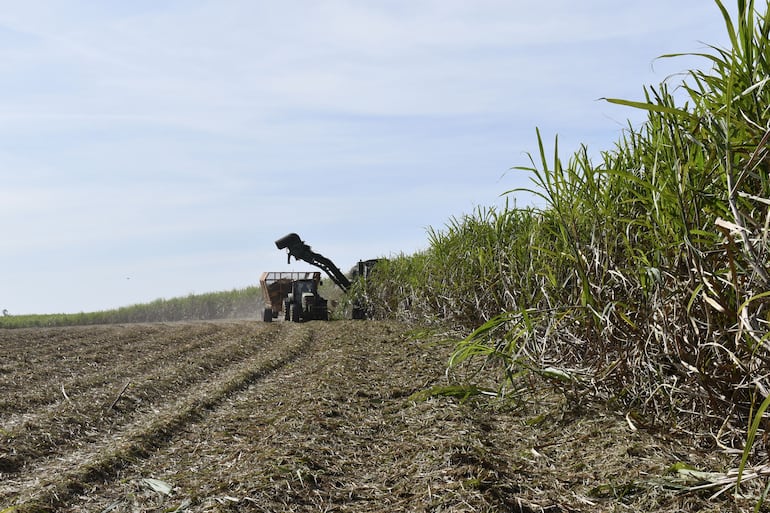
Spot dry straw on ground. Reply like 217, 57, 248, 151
0, 321, 762, 512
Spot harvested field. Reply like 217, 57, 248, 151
0, 320, 755, 512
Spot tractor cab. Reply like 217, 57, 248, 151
284, 277, 329, 322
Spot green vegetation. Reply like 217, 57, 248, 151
362, 0, 770, 451
0, 286, 262, 328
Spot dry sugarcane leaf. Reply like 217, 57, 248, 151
141, 478, 173, 495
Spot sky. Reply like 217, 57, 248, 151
1, 1, 734, 315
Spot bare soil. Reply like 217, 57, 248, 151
0, 320, 756, 512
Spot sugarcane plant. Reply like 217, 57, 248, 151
365, 0, 770, 458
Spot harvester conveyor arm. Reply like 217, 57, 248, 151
275, 233, 352, 292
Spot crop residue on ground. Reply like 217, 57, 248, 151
0, 320, 749, 512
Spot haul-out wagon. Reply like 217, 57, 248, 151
259, 271, 321, 322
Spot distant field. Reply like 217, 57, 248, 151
0, 286, 264, 328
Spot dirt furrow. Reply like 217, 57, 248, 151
0, 322, 312, 511
0, 323, 279, 473
56, 321, 488, 513
0, 323, 226, 413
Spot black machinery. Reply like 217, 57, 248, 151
274, 233, 377, 321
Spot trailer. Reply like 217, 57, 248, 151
259, 271, 322, 322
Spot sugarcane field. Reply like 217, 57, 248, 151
4, 1, 770, 512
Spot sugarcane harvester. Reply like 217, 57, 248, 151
275, 233, 373, 321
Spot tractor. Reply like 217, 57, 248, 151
283, 275, 329, 322
260, 271, 322, 322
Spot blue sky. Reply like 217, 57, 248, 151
1, 1, 732, 314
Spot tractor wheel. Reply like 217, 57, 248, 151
291, 304, 301, 322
